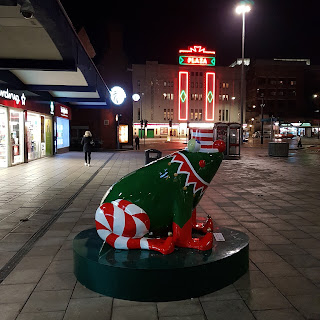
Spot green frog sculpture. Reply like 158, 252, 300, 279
95, 139, 226, 254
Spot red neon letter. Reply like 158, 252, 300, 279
205, 72, 215, 121
179, 71, 189, 121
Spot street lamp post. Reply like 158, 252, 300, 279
260, 95, 265, 145
236, 3, 251, 145
313, 94, 320, 139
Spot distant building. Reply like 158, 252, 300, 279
132, 46, 242, 139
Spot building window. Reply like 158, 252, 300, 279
226, 109, 229, 121
200, 72, 203, 76
195, 82, 198, 88
199, 109, 202, 120
199, 94, 203, 101
191, 109, 194, 120
278, 79, 285, 85
171, 81, 173, 87
191, 94, 195, 100
290, 79, 296, 86
200, 82, 203, 88
195, 109, 198, 120
219, 110, 222, 121
138, 108, 140, 121
164, 109, 166, 120
171, 109, 173, 120
164, 81, 167, 87
269, 79, 277, 85
222, 82, 229, 88
222, 110, 225, 121
191, 72, 194, 76
219, 95, 222, 101
195, 94, 198, 100
223, 94, 229, 101
191, 82, 194, 88
171, 93, 174, 100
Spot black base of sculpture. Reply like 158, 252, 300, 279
73, 227, 249, 302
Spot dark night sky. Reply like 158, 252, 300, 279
61, 0, 320, 66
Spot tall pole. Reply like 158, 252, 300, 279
260, 96, 264, 145
240, 11, 246, 146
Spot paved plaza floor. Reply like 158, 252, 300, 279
0, 138, 320, 320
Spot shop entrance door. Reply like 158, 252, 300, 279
9, 109, 24, 165
0, 107, 8, 167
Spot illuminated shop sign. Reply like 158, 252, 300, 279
179, 45, 216, 67
0, 89, 26, 105
179, 56, 215, 66
119, 124, 129, 143
54, 103, 71, 120
179, 71, 189, 120
205, 72, 215, 121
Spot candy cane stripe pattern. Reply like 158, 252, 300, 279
95, 199, 174, 254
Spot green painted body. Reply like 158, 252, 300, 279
101, 150, 223, 235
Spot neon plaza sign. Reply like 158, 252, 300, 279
179, 45, 216, 67
0, 88, 26, 105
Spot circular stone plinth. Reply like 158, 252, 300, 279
73, 227, 249, 302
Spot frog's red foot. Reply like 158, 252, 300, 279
193, 215, 213, 233
148, 236, 175, 255
177, 232, 213, 251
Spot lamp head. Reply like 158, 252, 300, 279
235, 4, 251, 14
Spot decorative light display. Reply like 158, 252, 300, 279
179, 45, 215, 67
132, 93, 140, 102
179, 71, 189, 120
205, 72, 215, 121
110, 86, 126, 105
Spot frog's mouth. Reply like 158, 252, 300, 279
171, 152, 209, 196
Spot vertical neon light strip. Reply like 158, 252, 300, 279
179, 71, 189, 120
205, 72, 215, 121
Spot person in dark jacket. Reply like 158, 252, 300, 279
81, 131, 94, 166
135, 136, 140, 150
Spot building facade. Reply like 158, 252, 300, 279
132, 46, 242, 139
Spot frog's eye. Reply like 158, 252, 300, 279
199, 160, 206, 168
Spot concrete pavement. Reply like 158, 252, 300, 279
0, 139, 320, 320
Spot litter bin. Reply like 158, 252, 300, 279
145, 149, 162, 164
268, 142, 289, 157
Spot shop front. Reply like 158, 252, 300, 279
54, 104, 71, 154
0, 91, 54, 167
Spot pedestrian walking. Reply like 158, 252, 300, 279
135, 136, 140, 150
81, 131, 94, 166
297, 134, 302, 148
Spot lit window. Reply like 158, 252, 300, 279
219, 95, 222, 101
195, 109, 198, 120
191, 109, 194, 120
199, 94, 203, 101
195, 94, 198, 100
164, 81, 167, 87
164, 109, 166, 120
167, 93, 170, 99
163, 93, 167, 99
290, 80, 296, 86
226, 83, 229, 88
223, 82, 226, 88
199, 109, 202, 120
191, 94, 195, 100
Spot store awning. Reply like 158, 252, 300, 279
0, 0, 108, 109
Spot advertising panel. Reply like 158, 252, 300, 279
57, 117, 70, 149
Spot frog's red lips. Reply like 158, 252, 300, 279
171, 152, 209, 195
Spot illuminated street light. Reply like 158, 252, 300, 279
253, 105, 256, 108
235, 2, 251, 144
231, 96, 236, 100
132, 93, 140, 102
